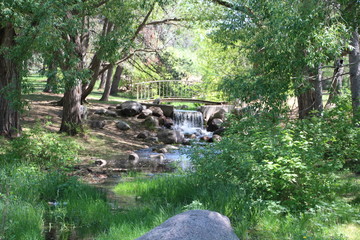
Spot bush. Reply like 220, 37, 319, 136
2, 127, 80, 169
190, 99, 360, 211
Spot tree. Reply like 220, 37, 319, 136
349, 29, 360, 120
204, 0, 347, 118
0, 23, 21, 137
0, 1, 43, 137
110, 65, 124, 96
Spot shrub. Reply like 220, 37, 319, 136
190, 99, 360, 211
2, 127, 80, 169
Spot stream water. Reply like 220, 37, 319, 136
134, 109, 212, 171
94, 109, 211, 209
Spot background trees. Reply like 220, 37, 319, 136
1, 0, 359, 137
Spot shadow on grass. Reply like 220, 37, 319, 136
24, 93, 62, 102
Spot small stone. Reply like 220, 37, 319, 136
95, 108, 107, 115
94, 159, 107, 167
138, 109, 153, 119
165, 145, 179, 150
137, 132, 150, 139
212, 134, 222, 142
89, 120, 106, 129
105, 110, 117, 117
116, 120, 131, 131
150, 154, 165, 164
153, 98, 161, 104
153, 147, 168, 153
129, 152, 139, 161
149, 106, 164, 117
143, 116, 159, 129
148, 137, 159, 142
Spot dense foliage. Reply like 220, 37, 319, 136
191, 95, 360, 212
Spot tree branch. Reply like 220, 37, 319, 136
210, 0, 260, 26
146, 18, 184, 26
98, 48, 157, 75
131, 3, 156, 42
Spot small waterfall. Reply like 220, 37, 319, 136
173, 110, 205, 135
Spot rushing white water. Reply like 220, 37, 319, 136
173, 109, 210, 136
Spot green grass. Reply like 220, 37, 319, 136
1, 127, 359, 240
102, 173, 359, 240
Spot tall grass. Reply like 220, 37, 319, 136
100, 172, 359, 240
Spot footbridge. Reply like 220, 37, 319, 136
135, 80, 225, 105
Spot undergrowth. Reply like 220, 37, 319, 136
0, 95, 359, 239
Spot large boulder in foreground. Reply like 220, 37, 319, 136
117, 101, 143, 117
136, 210, 239, 240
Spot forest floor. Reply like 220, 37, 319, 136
22, 92, 154, 184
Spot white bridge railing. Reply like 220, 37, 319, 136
135, 80, 200, 100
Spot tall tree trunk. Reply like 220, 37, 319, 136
326, 59, 344, 107
43, 60, 58, 93
82, 19, 111, 102
0, 24, 21, 137
314, 64, 323, 115
81, 53, 101, 103
99, 64, 114, 101
110, 65, 123, 96
298, 89, 314, 119
298, 73, 315, 119
60, 83, 82, 135
98, 71, 107, 89
349, 29, 360, 121
59, 15, 90, 135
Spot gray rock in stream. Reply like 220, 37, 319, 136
135, 210, 239, 240
157, 129, 184, 144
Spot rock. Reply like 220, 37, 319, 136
153, 147, 168, 153
153, 98, 161, 104
149, 106, 164, 117
89, 120, 106, 129
159, 117, 174, 129
207, 134, 221, 142
116, 120, 131, 131
165, 145, 179, 150
135, 210, 239, 240
94, 159, 107, 167
143, 116, 159, 129
128, 152, 139, 166
148, 137, 159, 142
138, 109, 153, 119
211, 108, 227, 121
207, 118, 223, 132
157, 129, 184, 144
212, 134, 222, 142
108, 106, 116, 110
178, 105, 189, 109
213, 127, 226, 136
137, 131, 150, 139
95, 108, 107, 115
117, 101, 143, 117
150, 153, 165, 164
184, 133, 197, 139
105, 110, 117, 117
80, 105, 88, 120
200, 136, 211, 142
